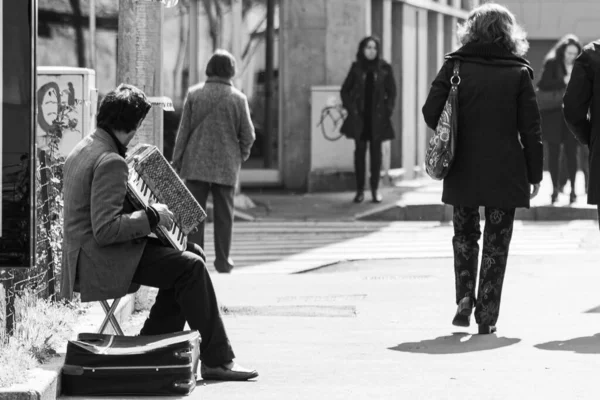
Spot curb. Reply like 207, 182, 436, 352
358, 202, 599, 222
0, 356, 64, 400
0, 294, 136, 400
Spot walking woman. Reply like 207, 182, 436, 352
172, 49, 255, 273
340, 36, 397, 203
422, 3, 543, 334
537, 35, 583, 204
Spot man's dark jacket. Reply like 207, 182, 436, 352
422, 42, 543, 209
61, 129, 151, 302
564, 40, 600, 204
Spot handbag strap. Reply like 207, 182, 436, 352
450, 60, 461, 91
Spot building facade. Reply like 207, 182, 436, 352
501, 0, 600, 78
274, 0, 474, 191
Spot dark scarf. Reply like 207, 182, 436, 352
360, 58, 380, 72
447, 42, 534, 78
102, 127, 128, 158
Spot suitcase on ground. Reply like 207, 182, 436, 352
61, 330, 201, 396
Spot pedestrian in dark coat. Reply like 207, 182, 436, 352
173, 49, 256, 273
537, 35, 582, 204
340, 35, 397, 203
422, 3, 543, 335
564, 39, 600, 224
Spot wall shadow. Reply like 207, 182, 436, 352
535, 333, 600, 355
388, 332, 521, 355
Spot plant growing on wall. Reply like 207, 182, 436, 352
34, 93, 80, 296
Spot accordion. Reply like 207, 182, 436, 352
125, 144, 207, 251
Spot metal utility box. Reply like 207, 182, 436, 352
36, 66, 97, 158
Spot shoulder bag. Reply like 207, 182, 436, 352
425, 60, 460, 181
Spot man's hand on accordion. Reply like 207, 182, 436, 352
152, 203, 175, 230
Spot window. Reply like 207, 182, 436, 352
1, 0, 35, 267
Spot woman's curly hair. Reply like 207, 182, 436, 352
456, 3, 529, 57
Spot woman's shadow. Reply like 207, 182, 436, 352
388, 332, 521, 355
535, 333, 600, 354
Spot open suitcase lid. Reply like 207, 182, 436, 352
70, 330, 200, 356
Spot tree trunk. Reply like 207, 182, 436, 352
173, 10, 189, 102
201, 0, 220, 50
69, 0, 86, 67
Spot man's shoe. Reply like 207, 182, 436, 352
200, 362, 258, 381
478, 324, 497, 334
353, 192, 365, 203
371, 190, 383, 203
452, 297, 474, 327
215, 259, 234, 274
551, 189, 559, 204
569, 192, 577, 205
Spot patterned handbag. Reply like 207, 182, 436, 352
425, 60, 461, 180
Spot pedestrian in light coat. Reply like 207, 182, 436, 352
340, 35, 397, 204
422, 3, 543, 334
172, 49, 256, 273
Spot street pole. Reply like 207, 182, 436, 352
189, 0, 200, 87
264, 0, 275, 169
231, 0, 243, 88
89, 0, 96, 69
117, 0, 164, 151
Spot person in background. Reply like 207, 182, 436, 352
422, 3, 543, 335
564, 39, 600, 226
537, 35, 582, 204
340, 35, 397, 204
172, 49, 255, 274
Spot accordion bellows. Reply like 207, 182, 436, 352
126, 144, 207, 249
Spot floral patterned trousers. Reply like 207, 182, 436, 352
452, 206, 516, 326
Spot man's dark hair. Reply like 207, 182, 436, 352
205, 49, 236, 79
96, 84, 152, 133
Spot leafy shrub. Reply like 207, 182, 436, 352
0, 291, 80, 388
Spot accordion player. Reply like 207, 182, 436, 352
125, 143, 207, 252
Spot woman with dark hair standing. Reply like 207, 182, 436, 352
340, 36, 397, 203
537, 34, 583, 204
173, 49, 255, 274
422, 3, 543, 334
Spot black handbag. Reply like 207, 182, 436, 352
536, 87, 563, 111
61, 331, 200, 396
426, 60, 460, 180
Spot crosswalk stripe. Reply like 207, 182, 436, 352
199, 221, 600, 273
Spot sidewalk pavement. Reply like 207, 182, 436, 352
240, 171, 596, 222
62, 249, 600, 400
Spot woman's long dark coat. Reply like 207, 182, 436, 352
422, 43, 544, 209
537, 58, 573, 144
340, 60, 397, 141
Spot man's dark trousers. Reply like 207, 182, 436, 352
132, 239, 235, 367
185, 180, 235, 272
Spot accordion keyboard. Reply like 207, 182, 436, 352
129, 172, 187, 251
